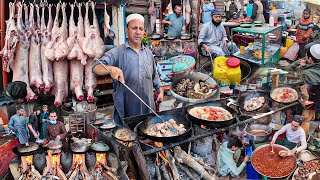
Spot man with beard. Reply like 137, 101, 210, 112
162, 5, 185, 37
198, 9, 238, 57
92, 14, 163, 125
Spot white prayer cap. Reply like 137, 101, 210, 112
309, 44, 320, 62
126, 13, 145, 25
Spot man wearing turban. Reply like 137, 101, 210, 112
198, 9, 238, 57
92, 14, 163, 125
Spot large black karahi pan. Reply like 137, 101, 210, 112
270, 85, 301, 105
187, 102, 237, 128
238, 91, 268, 113
137, 114, 192, 142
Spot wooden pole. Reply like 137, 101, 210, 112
194, 0, 201, 64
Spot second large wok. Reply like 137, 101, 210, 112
137, 114, 192, 142
186, 102, 237, 128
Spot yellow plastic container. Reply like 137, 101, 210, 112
286, 39, 294, 48
213, 56, 241, 85
280, 46, 288, 58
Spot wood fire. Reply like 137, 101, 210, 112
42, 150, 67, 180
94, 152, 118, 180
19, 155, 42, 180
68, 153, 93, 180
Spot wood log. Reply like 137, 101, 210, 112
57, 166, 67, 180
69, 166, 79, 180
173, 146, 214, 180
31, 165, 42, 180
165, 150, 180, 180
106, 171, 119, 180
160, 163, 171, 180
155, 164, 161, 180
193, 157, 216, 174
176, 163, 197, 180
101, 163, 117, 173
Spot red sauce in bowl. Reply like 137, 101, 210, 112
252, 146, 296, 178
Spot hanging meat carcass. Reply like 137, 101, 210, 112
148, 0, 156, 33
29, 4, 44, 90
82, 2, 104, 102
165, 0, 173, 16
52, 3, 69, 106
67, 3, 85, 101
82, 2, 105, 60
185, 0, 191, 25
104, 2, 110, 37
11, 2, 37, 101
45, 2, 69, 61
41, 4, 54, 93
85, 59, 96, 103
67, 3, 87, 64
0, 2, 19, 72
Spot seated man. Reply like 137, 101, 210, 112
198, 9, 238, 57
271, 115, 307, 156
45, 110, 67, 141
217, 135, 249, 177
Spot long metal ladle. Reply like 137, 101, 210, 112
96, 59, 167, 123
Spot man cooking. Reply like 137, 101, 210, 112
45, 110, 67, 142
162, 5, 186, 37
92, 13, 163, 125
271, 115, 307, 156
198, 9, 238, 57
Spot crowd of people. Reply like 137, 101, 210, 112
8, 105, 67, 146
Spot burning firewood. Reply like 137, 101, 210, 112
165, 149, 180, 180
173, 146, 214, 180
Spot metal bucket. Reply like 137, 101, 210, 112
245, 124, 272, 142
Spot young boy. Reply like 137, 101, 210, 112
217, 135, 250, 177
295, 9, 314, 58
8, 106, 29, 146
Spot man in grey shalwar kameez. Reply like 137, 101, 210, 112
92, 14, 163, 125
199, 9, 238, 57
8, 106, 29, 146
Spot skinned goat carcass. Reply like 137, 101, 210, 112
104, 2, 110, 37
0, 2, 19, 72
45, 2, 69, 61
67, 3, 87, 64
52, 60, 68, 106
82, 2, 105, 60
41, 4, 54, 93
70, 60, 84, 101
11, 2, 37, 101
165, 0, 173, 16
29, 4, 44, 90
185, 0, 191, 25
67, 3, 85, 101
84, 59, 96, 102
149, 1, 157, 33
